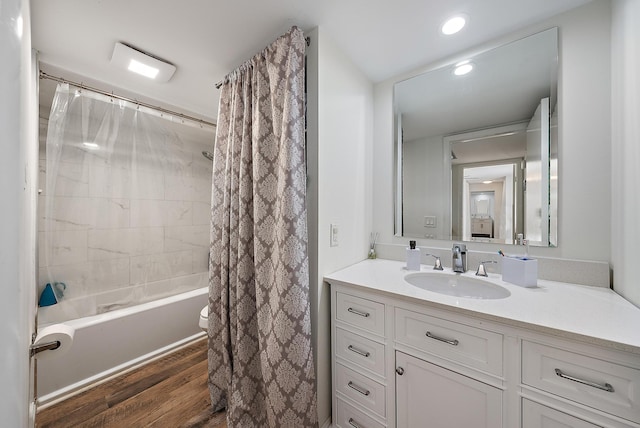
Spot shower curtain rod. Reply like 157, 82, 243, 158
39, 71, 216, 128
214, 36, 311, 89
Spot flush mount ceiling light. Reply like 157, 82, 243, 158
454, 60, 474, 76
441, 15, 466, 35
110, 42, 176, 82
82, 142, 99, 150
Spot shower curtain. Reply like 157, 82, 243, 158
208, 26, 317, 427
41, 84, 213, 322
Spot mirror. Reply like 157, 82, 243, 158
394, 28, 558, 247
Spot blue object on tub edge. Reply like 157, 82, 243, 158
38, 282, 66, 307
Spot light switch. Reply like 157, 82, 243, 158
424, 216, 437, 228
330, 224, 339, 247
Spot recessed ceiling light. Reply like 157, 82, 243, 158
111, 42, 176, 82
441, 16, 466, 35
82, 142, 99, 150
482, 180, 493, 184
454, 60, 474, 76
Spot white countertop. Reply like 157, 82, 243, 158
324, 259, 640, 354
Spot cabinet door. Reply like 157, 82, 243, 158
522, 399, 602, 428
396, 351, 502, 428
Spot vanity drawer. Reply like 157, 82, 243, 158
395, 308, 503, 376
336, 327, 385, 377
336, 292, 385, 336
522, 341, 640, 424
335, 362, 386, 418
522, 399, 602, 428
336, 398, 386, 428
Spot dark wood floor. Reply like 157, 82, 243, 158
36, 337, 227, 428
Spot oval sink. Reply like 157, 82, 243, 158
404, 272, 510, 300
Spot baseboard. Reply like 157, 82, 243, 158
320, 416, 332, 428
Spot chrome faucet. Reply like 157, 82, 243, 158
425, 254, 443, 270
452, 243, 467, 273
476, 260, 497, 277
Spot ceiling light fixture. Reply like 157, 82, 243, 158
454, 60, 473, 76
82, 142, 99, 150
482, 180, 493, 184
128, 59, 159, 79
441, 15, 466, 35
110, 42, 176, 82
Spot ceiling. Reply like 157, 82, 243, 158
31, 0, 592, 122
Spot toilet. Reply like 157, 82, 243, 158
199, 306, 208, 331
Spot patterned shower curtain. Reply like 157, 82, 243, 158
208, 27, 317, 427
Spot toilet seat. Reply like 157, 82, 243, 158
199, 306, 208, 331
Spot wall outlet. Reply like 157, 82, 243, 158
330, 224, 339, 247
424, 216, 437, 228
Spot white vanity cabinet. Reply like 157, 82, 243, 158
328, 279, 640, 428
395, 351, 503, 428
519, 337, 640, 428
332, 291, 389, 428
394, 307, 504, 427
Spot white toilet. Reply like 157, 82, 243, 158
199, 306, 208, 331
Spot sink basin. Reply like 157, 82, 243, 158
404, 272, 510, 300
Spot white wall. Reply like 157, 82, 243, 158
0, 0, 37, 424
373, 0, 612, 262
306, 26, 373, 427
611, 0, 640, 307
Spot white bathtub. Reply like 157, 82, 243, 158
36, 287, 208, 407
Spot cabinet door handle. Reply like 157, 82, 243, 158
347, 344, 370, 358
348, 418, 364, 428
396, 366, 404, 375
347, 381, 371, 396
348, 307, 370, 318
426, 331, 459, 346
554, 368, 614, 393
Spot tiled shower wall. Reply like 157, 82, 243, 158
38, 118, 214, 321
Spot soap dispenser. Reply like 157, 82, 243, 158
406, 240, 421, 271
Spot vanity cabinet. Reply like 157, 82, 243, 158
396, 351, 503, 427
471, 217, 494, 238
329, 281, 640, 428
332, 291, 388, 428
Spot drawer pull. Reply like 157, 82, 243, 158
347, 344, 370, 358
554, 368, 615, 393
426, 331, 459, 346
348, 417, 364, 428
347, 381, 371, 396
347, 307, 370, 318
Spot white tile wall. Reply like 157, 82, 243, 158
38, 119, 214, 319
130, 250, 193, 284
164, 225, 210, 252
192, 201, 212, 226
129, 200, 192, 228
39, 258, 131, 300
87, 227, 165, 260
39, 197, 131, 231
39, 230, 88, 266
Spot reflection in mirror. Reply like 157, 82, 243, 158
394, 28, 558, 247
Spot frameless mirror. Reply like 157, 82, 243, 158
394, 28, 558, 247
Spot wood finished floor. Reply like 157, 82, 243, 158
36, 337, 227, 428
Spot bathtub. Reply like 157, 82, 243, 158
36, 287, 208, 407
